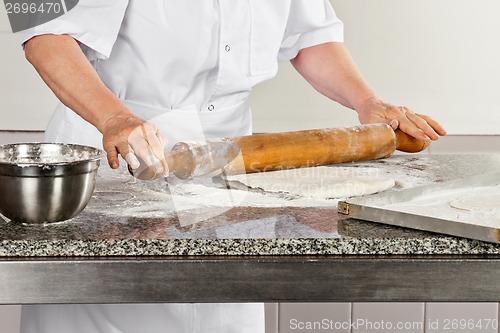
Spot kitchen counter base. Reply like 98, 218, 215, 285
2, 154, 500, 304
1, 254, 500, 304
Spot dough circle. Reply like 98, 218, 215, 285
225, 166, 395, 199
449, 194, 500, 212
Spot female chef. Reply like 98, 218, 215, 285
21, 1, 446, 332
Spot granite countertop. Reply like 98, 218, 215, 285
1, 154, 500, 257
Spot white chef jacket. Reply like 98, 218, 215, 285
21, 1, 343, 332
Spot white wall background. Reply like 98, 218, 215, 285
1, 0, 500, 134
0, 7, 58, 131
251, 0, 500, 134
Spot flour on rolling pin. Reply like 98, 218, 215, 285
224, 166, 396, 199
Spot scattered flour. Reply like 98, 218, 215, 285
85, 159, 438, 224
382, 185, 500, 227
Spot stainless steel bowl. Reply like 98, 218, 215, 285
0, 143, 103, 223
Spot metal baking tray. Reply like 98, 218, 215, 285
338, 172, 500, 243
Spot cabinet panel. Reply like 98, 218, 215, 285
279, 303, 351, 333
352, 303, 424, 333
0, 305, 21, 333
425, 303, 498, 333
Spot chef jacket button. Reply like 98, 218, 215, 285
225, 44, 231, 52
208, 104, 215, 111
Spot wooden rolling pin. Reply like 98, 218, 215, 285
223, 123, 429, 175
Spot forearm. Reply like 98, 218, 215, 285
24, 34, 133, 133
290, 42, 377, 113
290, 41, 446, 141
24, 34, 168, 173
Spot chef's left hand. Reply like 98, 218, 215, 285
356, 97, 447, 142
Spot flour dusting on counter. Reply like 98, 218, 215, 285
85, 156, 445, 221
382, 185, 500, 227
2, 154, 500, 255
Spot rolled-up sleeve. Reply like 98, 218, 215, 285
278, 0, 344, 61
22, 0, 129, 60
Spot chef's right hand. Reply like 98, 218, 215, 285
100, 113, 169, 177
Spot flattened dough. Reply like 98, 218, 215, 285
449, 194, 500, 211
225, 166, 395, 199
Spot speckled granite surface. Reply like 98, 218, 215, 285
1, 154, 500, 256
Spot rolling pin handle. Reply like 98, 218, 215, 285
394, 129, 430, 153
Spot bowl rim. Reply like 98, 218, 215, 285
0, 142, 104, 166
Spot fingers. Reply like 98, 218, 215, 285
389, 119, 399, 130
125, 150, 140, 170
128, 123, 169, 177
399, 108, 433, 141
103, 142, 121, 169
392, 107, 446, 142
357, 99, 446, 142
113, 140, 133, 169
155, 131, 170, 174
416, 113, 447, 136
101, 115, 169, 177
143, 124, 169, 174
